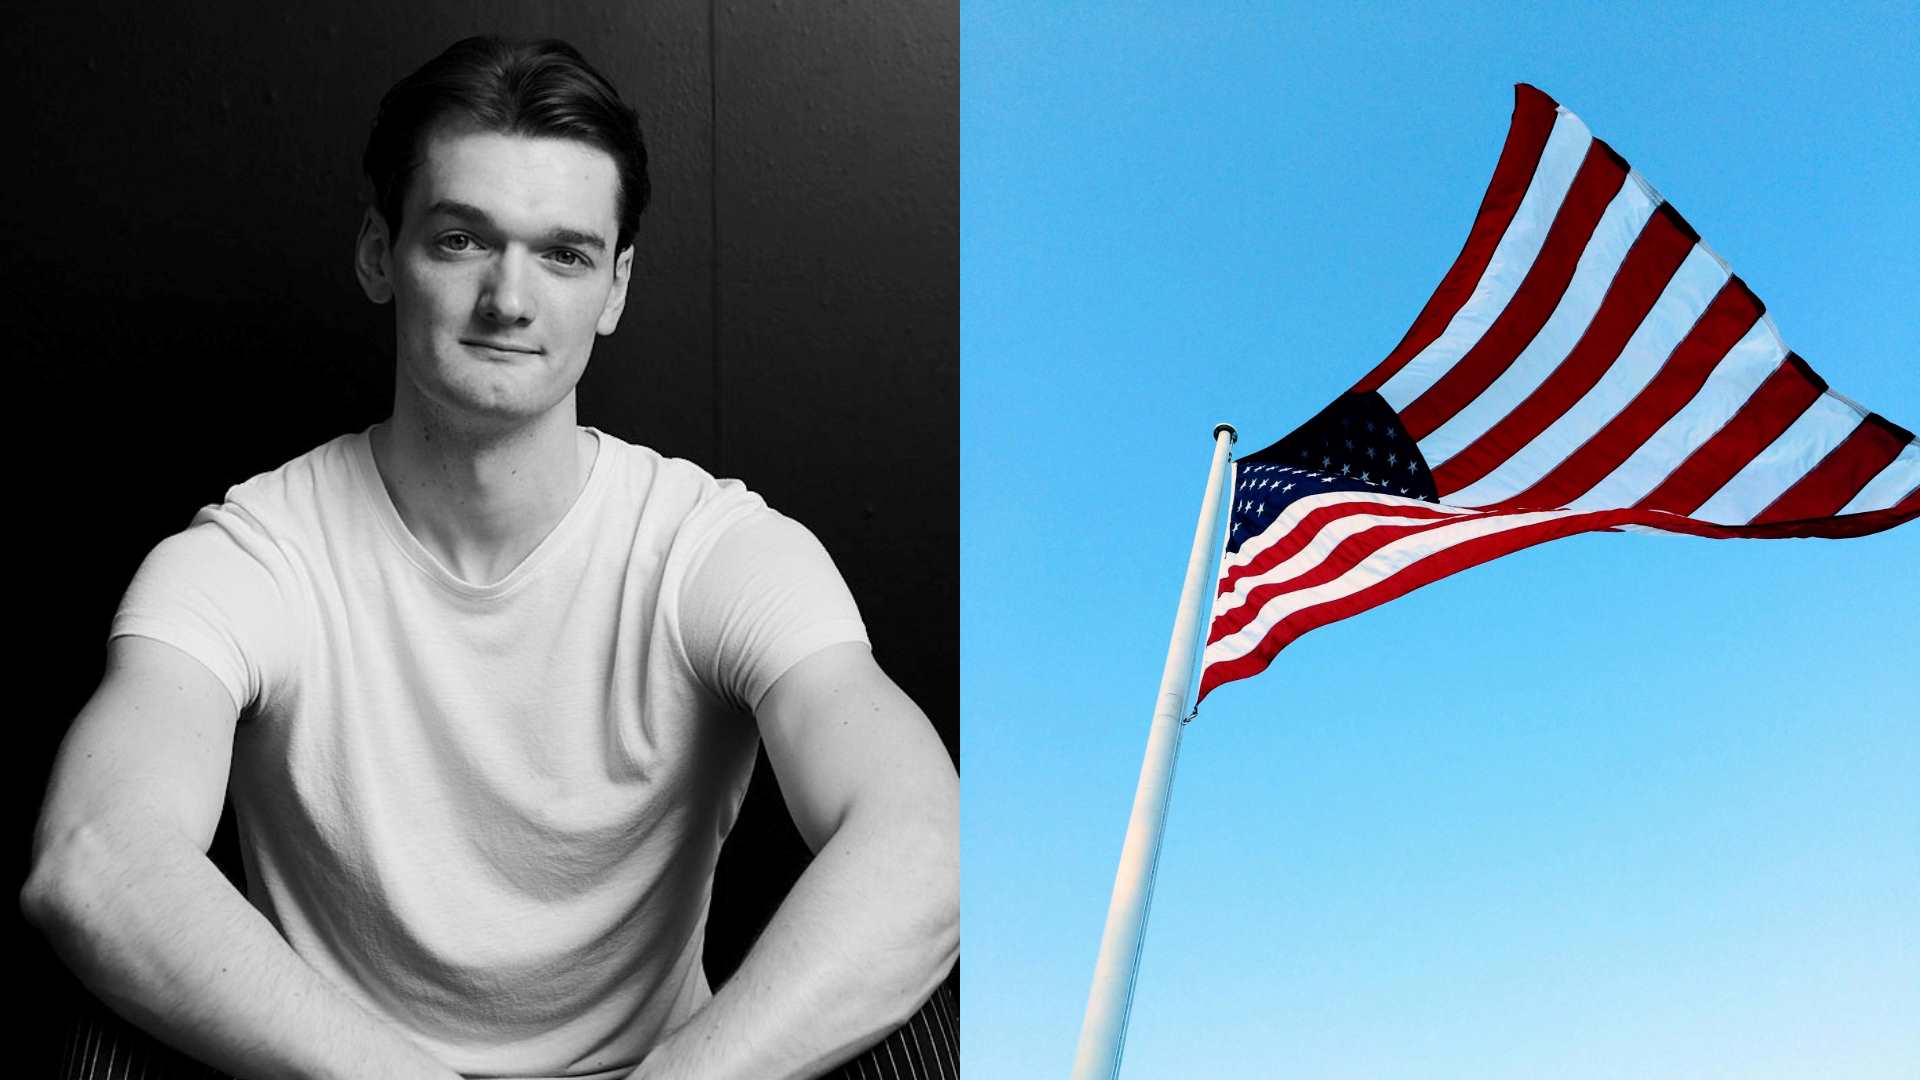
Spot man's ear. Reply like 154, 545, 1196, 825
597, 245, 634, 335
355, 207, 395, 305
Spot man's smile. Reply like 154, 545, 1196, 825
460, 338, 544, 356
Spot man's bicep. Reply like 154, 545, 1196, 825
753, 642, 956, 854
35, 635, 242, 860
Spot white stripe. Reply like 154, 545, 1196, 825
932, 985, 959, 1076
910, 1013, 933, 1080
1417, 174, 1665, 473
1205, 507, 1584, 667
1221, 495, 1474, 618
1377, 108, 1594, 411
1213, 498, 1469, 619
1569, 316, 1787, 509
1838, 439, 1920, 515
1692, 393, 1864, 524
1219, 488, 1473, 575
1615, 521, 1685, 535
1443, 243, 1731, 506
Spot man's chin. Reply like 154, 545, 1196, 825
413, 383, 562, 434
397, 354, 580, 430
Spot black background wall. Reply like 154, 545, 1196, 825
6, 0, 955, 1059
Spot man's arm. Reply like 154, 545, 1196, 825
21, 636, 463, 1080
632, 641, 959, 1080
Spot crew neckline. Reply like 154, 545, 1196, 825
349, 423, 611, 600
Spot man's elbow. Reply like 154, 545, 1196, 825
920, 809, 960, 952
22, 818, 186, 946
870, 856, 957, 1035
886, 799, 960, 1001
20, 820, 114, 945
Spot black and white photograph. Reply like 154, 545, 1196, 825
12, 4, 957, 1078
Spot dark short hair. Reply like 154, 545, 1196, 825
363, 36, 651, 254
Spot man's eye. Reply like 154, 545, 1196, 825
435, 233, 480, 253
549, 249, 587, 268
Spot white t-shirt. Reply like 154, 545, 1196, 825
110, 425, 868, 1079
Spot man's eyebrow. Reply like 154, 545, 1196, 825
423, 199, 608, 253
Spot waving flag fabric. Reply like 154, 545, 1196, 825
1198, 84, 1917, 702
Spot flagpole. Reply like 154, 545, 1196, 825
1071, 422, 1238, 1080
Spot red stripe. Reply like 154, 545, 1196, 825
1633, 354, 1825, 516
1486, 276, 1765, 511
1749, 415, 1911, 523
1432, 203, 1701, 496
1353, 84, 1562, 394
1710, 491, 1918, 537
1217, 498, 1457, 596
1398, 139, 1631, 439
1196, 494, 1920, 701
1209, 510, 1478, 645
1201, 507, 1630, 699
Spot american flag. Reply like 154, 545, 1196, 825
1198, 84, 1917, 701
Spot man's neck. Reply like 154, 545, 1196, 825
370, 393, 598, 587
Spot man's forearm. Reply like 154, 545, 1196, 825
22, 821, 462, 1080
630, 805, 959, 1080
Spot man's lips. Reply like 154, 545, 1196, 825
461, 339, 543, 354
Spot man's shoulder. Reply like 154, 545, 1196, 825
590, 427, 772, 529
226, 428, 366, 499
205, 428, 371, 536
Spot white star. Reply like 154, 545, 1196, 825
1321, 456, 1332, 468
1282, 482, 1294, 492
1365, 446, 1376, 459
1339, 463, 1350, 476
1359, 471, 1370, 483
1387, 452, 1398, 466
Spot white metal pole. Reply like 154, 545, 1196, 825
1071, 423, 1238, 1080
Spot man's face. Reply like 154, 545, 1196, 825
367, 123, 632, 430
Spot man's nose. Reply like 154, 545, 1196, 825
478, 250, 535, 325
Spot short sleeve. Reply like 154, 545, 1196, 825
676, 508, 869, 714
110, 502, 300, 716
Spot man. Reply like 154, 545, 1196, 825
22, 36, 957, 1080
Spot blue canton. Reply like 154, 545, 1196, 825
1225, 391, 1438, 555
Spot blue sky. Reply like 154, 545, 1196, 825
961, 4, 1917, 1077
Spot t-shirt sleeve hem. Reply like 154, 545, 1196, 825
743, 618, 871, 714
108, 621, 251, 716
